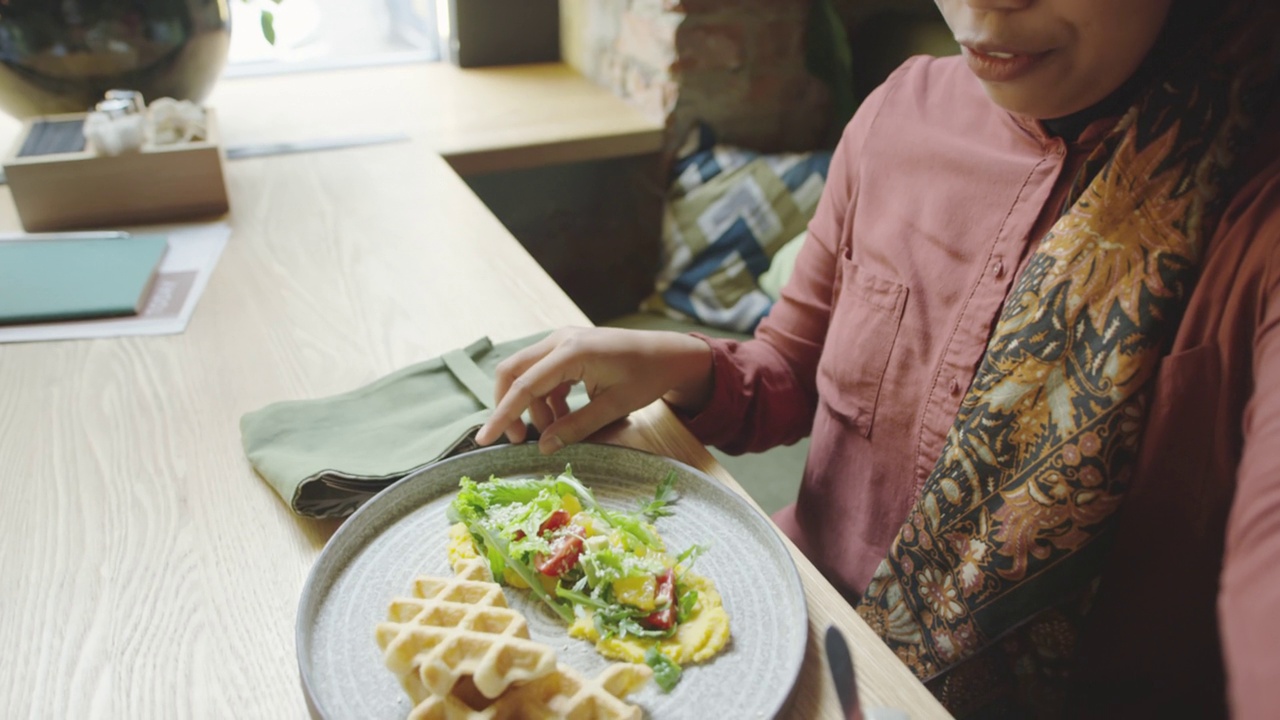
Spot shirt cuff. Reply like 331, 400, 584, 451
671, 333, 749, 448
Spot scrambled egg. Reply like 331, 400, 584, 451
568, 571, 731, 665
445, 522, 732, 666
447, 522, 480, 567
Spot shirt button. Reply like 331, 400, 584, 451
993, 259, 1005, 279
949, 377, 961, 396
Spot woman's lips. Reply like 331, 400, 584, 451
961, 45, 1049, 83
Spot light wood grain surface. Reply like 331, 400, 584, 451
0, 63, 948, 719
209, 61, 665, 176
0, 62, 664, 179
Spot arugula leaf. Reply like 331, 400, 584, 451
593, 611, 615, 641
675, 544, 708, 580
644, 646, 683, 692
638, 471, 678, 520
677, 588, 699, 623
580, 538, 620, 585
617, 617, 675, 639
583, 599, 677, 642
484, 541, 506, 580
603, 511, 660, 548
470, 521, 574, 623
555, 584, 607, 610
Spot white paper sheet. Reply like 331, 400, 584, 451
0, 221, 231, 343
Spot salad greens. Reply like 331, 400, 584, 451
637, 470, 678, 520
446, 465, 708, 690
644, 646, 683, 692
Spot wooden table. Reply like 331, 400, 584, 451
208, 61, 666, 176
0, 62, 949, 719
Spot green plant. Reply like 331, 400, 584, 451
239, 0, 284, 44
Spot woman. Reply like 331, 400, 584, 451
476, 0, 1280, 716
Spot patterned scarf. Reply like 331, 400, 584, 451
855, 1, 1279, 715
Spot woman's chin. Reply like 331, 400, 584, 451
978, 84, 1088, 123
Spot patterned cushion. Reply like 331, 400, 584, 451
758, 230, 807, 301
642, 124, 831, 333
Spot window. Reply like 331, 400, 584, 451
225, 0, 439, 76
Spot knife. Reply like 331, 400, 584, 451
826, 623, 913, 720
825, 623, 864, 720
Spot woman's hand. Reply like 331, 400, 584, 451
475, 326, 715, 454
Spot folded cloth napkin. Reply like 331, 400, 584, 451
240, 332, 583, 518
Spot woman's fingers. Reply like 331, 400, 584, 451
477, 340, 583, 445
528, 395, 556, 435
475, 333, 567, 445
489, 333, 564, 405
497, 416, 528, 445
474, 327, 697, 454
530, 383, 574, 438
538, 389, 631, 453
547, 382, 572, 420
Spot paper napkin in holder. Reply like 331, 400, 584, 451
3, 95, 228, 232
240, 333, 586, 519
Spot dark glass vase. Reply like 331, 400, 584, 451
0, 0, 231, 119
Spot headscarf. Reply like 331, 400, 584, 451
854, 1, 1280, 715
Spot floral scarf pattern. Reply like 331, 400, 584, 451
855, 1, 1279, 714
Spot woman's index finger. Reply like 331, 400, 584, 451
479, 343, 582, 444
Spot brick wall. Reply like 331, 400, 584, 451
562, 0, 828, 155
560, 1, 681, 125
560, 0, 946, 156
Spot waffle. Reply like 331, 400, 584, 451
406, 661, 653, 720
375, 558, 558, 701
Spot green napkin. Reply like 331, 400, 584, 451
240, 332, 583, 518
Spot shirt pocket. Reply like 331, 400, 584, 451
1139, 342, 1224, 534
816, 256, 908, 437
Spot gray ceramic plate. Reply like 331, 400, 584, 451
297, 442, 808, 720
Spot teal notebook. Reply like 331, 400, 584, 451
0, 235, 168, 325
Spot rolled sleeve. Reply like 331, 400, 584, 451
1220, 177, 1280, 720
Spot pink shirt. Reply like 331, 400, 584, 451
682, 55, 1280, 718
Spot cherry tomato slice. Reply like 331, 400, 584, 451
643, 569, 678, 630
539, 509, 571, 535
534, 529, 584, 576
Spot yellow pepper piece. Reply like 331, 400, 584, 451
503, 566, 530, 589
540, 573, 559, 595
561, 494, 583, 517
612, 574, 657, 611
